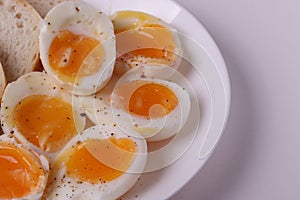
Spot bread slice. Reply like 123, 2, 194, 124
25, 0, 71, 17
0, 62, 7, 98
0, 0, 42, 82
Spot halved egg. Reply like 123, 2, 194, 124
110, 66, 191, 141
0, 134, 49, 200
0, 72, 86, 157
44, 124, 147, 200
111, 10, 182, 70
39, 1, 116, 95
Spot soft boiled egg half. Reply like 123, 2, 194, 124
110, 65, 191, 142
40, 1, 116, 95
0, 72, 86, 158
0, 134, 49, 200
111, 10, 182, 70
44, 124, 147, 200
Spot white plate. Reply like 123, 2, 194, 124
83, 0, 231, 199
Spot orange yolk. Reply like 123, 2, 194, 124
129, 83, 178, 118
0, 142, 44, 199
112, 11, 159, 32
49, 30, 104, 82
113, 11, 177, 66
116, 25, 177, 64
13, 95, 77, 153
65, 138, 136, 184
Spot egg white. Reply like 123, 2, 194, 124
0, 72, 86, 159
39, 1, 116, 95
77, 70, 123, 126
44, 124, 147, 200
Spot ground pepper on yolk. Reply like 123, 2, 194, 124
48, 30, 104, 82
13, 95, 77, 153
64, 138, 137, 184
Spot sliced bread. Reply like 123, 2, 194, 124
0, 0, 42, 82
25, 0, 71, 17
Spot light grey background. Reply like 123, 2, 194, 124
171, 0, 300, 199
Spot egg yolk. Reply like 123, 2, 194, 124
113, 11, 177, 66
65, 138, 136, 184
48, 30, 104, 82
13, 95, 77, 153
0, 142, 44, 199
128, 83, 178, 118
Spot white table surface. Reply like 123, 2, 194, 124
171, 0, 300, 199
